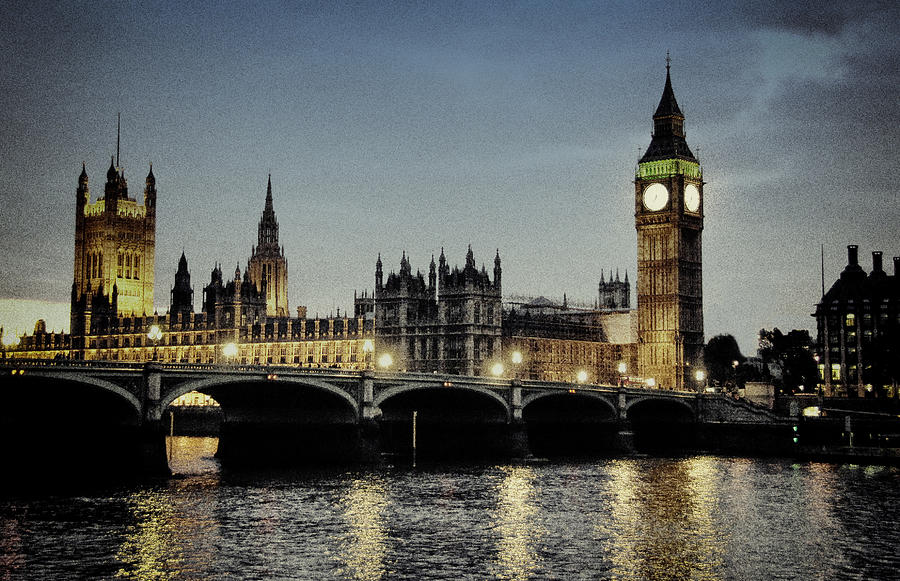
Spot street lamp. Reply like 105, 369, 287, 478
617, 361, 627, 387
813, 354, 822, 401
362, 339, 374, 369
695, 369, 707, 393
491, 362, 505, 377
147, 324, 162, 361
646, 377, 656, 388
510, 350, 523, 380
576, 369, 588, 384
377, 352, 393, 369
223, 342, 238, 364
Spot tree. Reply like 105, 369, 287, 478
703, 334, 745, 386
757, 328, 817, 394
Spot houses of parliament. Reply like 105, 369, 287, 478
5, 66, 706, 390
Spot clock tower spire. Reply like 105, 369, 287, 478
635, 60, 704, 391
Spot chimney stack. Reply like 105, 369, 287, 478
872, 251, 883, 273
847, 245, 858, 266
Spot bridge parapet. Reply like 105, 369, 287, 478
698, 394, 785, 424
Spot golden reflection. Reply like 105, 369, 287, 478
606, 458, 724, 580
491, 465, 542, 580
338, 477, 388, 581
115, 492, 185, 580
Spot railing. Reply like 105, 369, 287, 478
1, 358, 701, 398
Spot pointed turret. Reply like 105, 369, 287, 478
429, 254, 437, 290
376, 253, 384, 290
640, 58, 696, 163
171, 252, 193, 316
493, 249, 502, 290
257, 175, 279, 248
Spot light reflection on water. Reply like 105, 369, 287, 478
338, 477, 388, 580
491, 466, 542, 580
1, 439, 898, 580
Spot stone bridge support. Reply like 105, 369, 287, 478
508, 380, 529, 458
140, 365, 172, 476
357, 371, 381, 462
613, 392, 635, 453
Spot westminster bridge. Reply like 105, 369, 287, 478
0, 359, 789, 476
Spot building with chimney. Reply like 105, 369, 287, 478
814, 245, 900, 398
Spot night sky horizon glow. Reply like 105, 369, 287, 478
1, 1, 898, 355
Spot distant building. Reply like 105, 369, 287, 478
374, 247, 503, 375
814, 245, 900, 398
247, 175, 289, 317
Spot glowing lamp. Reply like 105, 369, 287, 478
491, 362, 505, 377
147, 325, 162, 342
377, 353, 393, 369
576, 370, 588, 383
511, 351, 523, 365
223, 342, 238, 359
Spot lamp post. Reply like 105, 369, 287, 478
576, 369, 588, 384
377, 352, 393, 370
223, 342, 238, 365
491, 362, 505, 378
813, 354, 822, 403
147, 324, 162, 362
362, 339, 374, 370
732, 360, 739, 394
617, 361, 627, 387
510, 350, 523, 380
695, 369, 707, 394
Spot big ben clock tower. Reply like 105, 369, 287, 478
635, 60, 704, 391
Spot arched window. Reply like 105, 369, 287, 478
117, 253, 124, 278
125, 254, 131, 279
134, 255, 140, 280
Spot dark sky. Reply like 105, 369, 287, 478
1, 1, 897, 354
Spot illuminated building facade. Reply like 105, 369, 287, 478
247, 175, 289, 317
11, 68, 731, 388
635, 63, 704, 391
71, 156, 156, 341
814, 245, 900, 398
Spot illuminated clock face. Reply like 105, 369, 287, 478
684, 183, 700, 212
643, 183, 669, 211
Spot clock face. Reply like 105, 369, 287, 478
684, 183, 700, 212
643, 183, 669, 211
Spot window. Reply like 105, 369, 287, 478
831, 364, 841, 381
845, 314, 855, 327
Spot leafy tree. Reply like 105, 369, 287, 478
757, 328, 817, 394
703, 334, 745, 386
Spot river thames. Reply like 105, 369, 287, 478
1, 437, 898, 580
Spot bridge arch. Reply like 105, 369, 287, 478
374, 382, 511, 419
522, 390, 617, 417
625, 395, 696, 419
157, 375, 360, 420
27, 371, 143, 417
